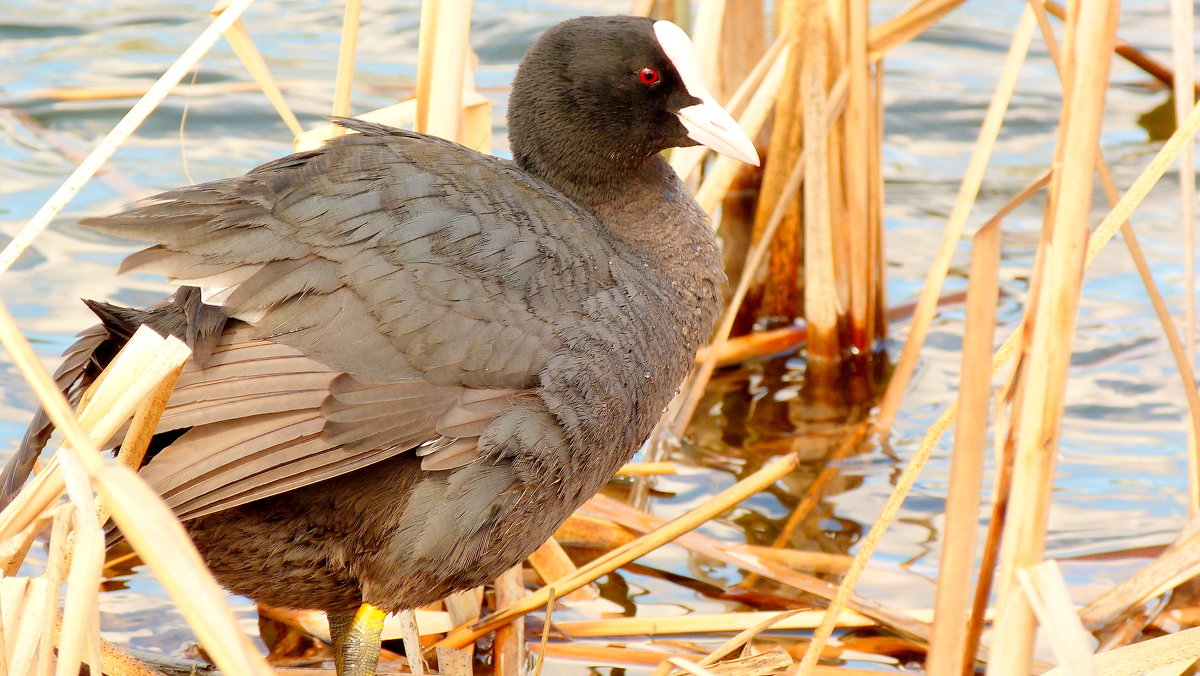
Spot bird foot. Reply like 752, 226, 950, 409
328, 603, 385, 676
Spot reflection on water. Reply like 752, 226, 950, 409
1, 0, 1196, 672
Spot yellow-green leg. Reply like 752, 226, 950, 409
328, 603, 386, 676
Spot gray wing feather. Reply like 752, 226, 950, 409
79, 119, 627, 519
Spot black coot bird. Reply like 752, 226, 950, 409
2, 15, 758, 676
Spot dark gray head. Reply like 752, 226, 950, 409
508, 16, 757, 201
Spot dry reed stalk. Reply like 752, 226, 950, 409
445, 589, 483, 633
60, 616, 161, 676
924, 217, 1001, 676
916, 83, 1200, 668
986, 1, 1120, 671
871, 5, 1035, 439
394, 609, 425, 674
1016, 8, 1200, 648
1017, 561, 1098, 675
555, 512, 637, 549
616, 462, 677, 476
1170, 0, 1199, 515
461, 99, 492, 153
527, 537, 598, 603
36, 514, 71, 676
867, 0, 968, 61
217, 17, 305, 137
698, 609, 804, 667
492, 565, 525, 676
800, 0, 839, 361
670, 74, 847, 439
431, 452, 803, 651
329, 0, 363, 137
739, 545, 852, 575
416, 0, 471, 143
530, 643, 698, 666
0, 509, 56, 577
4, 577, 48, 675
582, 490, 939, 645
0, 318, 270, 675
1041, 625, 1200, 676
0, 0, 257, 277
433, 647, 469, 676
1078, 522, 1200, 631
868, 53, 887, 345
113, 365, 184, 472
415, 0, 439, 134
1144, 662, 1197, 676
843, 0, 872, 350
631, 0, 657, 18
556, 610, 875, 637
664, 658, 720, 676
1029, 0, 1200, 506
752, 0, 804, 321
58, 508, 104, 676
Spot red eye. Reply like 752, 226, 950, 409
638, 67, 660, 85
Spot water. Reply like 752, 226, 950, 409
0, 0, 1195, 672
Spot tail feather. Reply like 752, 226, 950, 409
0, 287, 228, 509
0, 324, 108, 508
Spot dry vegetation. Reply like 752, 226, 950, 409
2, 0, 1200, 674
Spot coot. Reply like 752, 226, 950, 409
4, 15, 758, 676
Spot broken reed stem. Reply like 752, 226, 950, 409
1017, 561, 1097, 673
0, 0, 258, 277
801, 0, 839, 361
431, 452, 802, 651
844, 0, 872, 350
924, 218, 1001, 676
1042, 625, 1200, 676
330, 0, 363, 136
872, 6, 1034, 439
